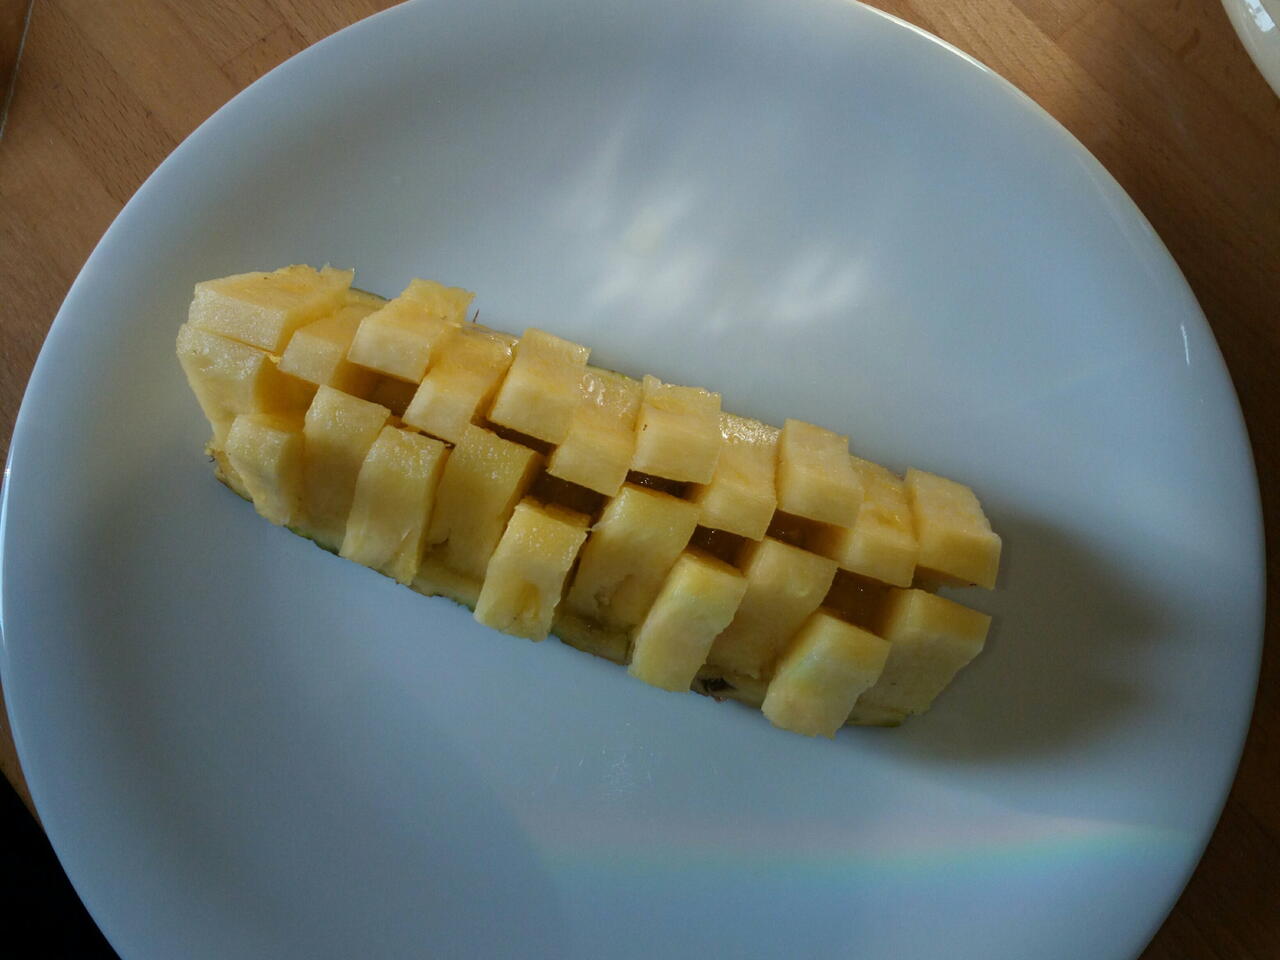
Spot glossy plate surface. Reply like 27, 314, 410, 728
1, 2, 1263, 958
1222, 0, 1280, 97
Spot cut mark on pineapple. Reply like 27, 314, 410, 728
486, 423, 554, 456
766, 510, 823, 550
689, 525, 748, 565
529, 473, 607, 521
822, 571, 892, 633
625, 470, 687, 498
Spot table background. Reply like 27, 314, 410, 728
1, 1, 1276, 957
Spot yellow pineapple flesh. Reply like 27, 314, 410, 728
565, 484, 700, 630
629, 550, 748, 692
179, 265, 1001, 737
707, 537, 837, 679
474, 499, 589, 640
808, 456, 918, 587
223, 413, 305, 527
776, 418, 862, 528
424, 424, 543, 581
906, 468, 1002, 588
547, 367, 642, 496
400, 278, 475, 321
487, 328, 591, 444
762, 610, 891, 737
630, 375, 722, 484
341, 426, 449, 584
347, 289, 461, 382
277, 297, 381, 396
688, 413, 778, 540
403, 326, 515, 443
301, 385, 391, 550
176, 324, 314, 444
852, 588, 991, 720
188, 264, 353, 353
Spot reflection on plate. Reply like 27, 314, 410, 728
0, 1, 1264, 959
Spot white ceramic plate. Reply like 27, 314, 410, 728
1, 2, 1264, 958
1223, 0, 1280, 97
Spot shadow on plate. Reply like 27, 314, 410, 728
850, 507, 1170, 766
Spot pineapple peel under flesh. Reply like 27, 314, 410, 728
178, 265, 1002, 737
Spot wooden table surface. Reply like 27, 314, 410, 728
1, 1, 1276, 957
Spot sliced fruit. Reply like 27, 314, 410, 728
302, 385, 391, 549
474, 499, 590, 640
629, 550, 748, 692
852, 588, 990, 720
565, 483, 700, 630
223, 413, 305, 527
547, 367, 642, 497
277, 297, 381, 396
776, 418, 862, 528
424, 424, 543, 580
341, 426, 449, 584
762, 610, 891, 737
400, 278, 475, 321
688, 413, 778, 540
176, 324, 314, 444
346, 287, 461, 382
188, 264, 353, 353
183, 265, 1005, 736
707, 537, 837, 679
630, 375, 722, 484
487, 328, 590, 444
808, 457, 918, 587
905, 468, 1001, 588
403, 326, 515, 443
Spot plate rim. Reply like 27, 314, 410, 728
0, 1, 1266, 957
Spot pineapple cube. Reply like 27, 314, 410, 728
688, 413, 778, 540
341, 426, 449, 584
346, 291, 459, 382
630, 375, 722, 484
629, 550, 748, 692
474, 500, 590, 640
809, 458, 919, 587
487, 328, 590, 443
776, 419, 862, 528
905, 468, 1001, 588
565, 484, 700, 630
400, 278, 475, 321
547, 367, 642, 496
424, 425, 543, 580
176, 324, 314, 444
403, 327, 514, 443
762, 610, 890, 737
188, 264, 353, 353
853, 588, 990, 719
277, 298, 381, 396
302, 386, 391, 549
223, 413, 305, 527
707, 537, 837, 679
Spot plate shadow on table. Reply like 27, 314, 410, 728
849, 507, 1172, 766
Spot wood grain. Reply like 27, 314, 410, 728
0, 1, 1275, 957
